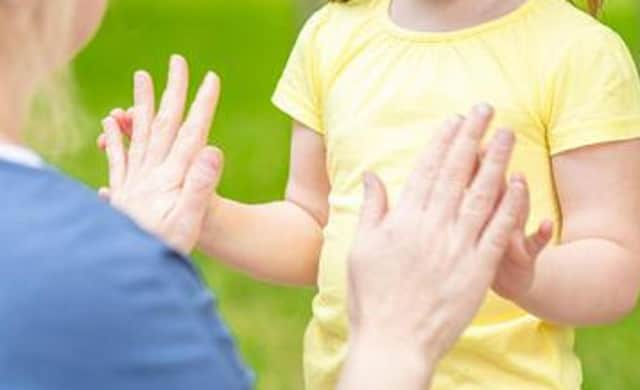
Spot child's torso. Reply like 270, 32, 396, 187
303, 0, 593, 388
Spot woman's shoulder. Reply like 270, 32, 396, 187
0, 161, 165, 255
0, 162, 253, 388
0, 161, 194, 289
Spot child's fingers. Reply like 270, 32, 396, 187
124, 107, 135, 137
524, 220, 554, 257
507, 231, 533, 267
97, 133, 107, 150
98, 108, 136, 151
110, 107, 134, 137
102, 117, 127, 190
110, 108, 126, 127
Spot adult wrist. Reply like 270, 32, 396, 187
347, 327, 438, 388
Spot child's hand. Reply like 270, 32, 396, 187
492, 175, 554, 301
96, 107, 134, 153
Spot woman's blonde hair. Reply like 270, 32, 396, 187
0, 1, 89, 159
329, 0, 605, 16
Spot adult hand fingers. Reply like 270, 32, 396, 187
166, 146, 223, 254
458, 129, 515, 242
430, 104, 494, 216
511, 173, 531, 230
478, 177, 528, 270
128, 71, 155, 175
358, 172, 389, 229
397, 115, 462, 210
146, 55, 190, 165
166, 71, 220, 179
102, 117, 127, 190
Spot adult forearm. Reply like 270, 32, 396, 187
198, 197, 323, 286
517, 239, 640, 325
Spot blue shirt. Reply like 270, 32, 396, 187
0, 160, 254, 389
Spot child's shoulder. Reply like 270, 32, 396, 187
301, 0, 381, 43
535, 0, 628, 58
512, 0, 634, 83
295, 1, 383, 70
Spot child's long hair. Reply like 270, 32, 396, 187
328, 0, 604, 16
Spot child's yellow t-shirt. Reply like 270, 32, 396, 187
272, 0, 640, 388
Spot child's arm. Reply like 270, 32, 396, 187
198, 121, 330, 286
101, 113, 329, 286
496, 139, 640, 325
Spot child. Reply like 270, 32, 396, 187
103, 0, 640, 388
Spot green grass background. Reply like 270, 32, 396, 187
61, 0, 639, 388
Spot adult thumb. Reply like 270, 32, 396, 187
167, 146, 223, 254
358, 172, 388, 228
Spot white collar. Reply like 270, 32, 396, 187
0, 143, 44, 168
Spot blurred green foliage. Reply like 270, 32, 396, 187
66, 0, 638, 389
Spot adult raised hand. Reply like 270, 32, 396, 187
340, 105, 531, 390
101, 55, 223, 254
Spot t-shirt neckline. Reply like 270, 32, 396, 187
379, 0, 541, 42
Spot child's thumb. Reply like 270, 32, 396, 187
525, 220, 554, 258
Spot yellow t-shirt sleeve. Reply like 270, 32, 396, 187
272, 7, 329, 134
546, 27, 640, 155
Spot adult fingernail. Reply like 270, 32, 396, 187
497, 129, 514, 146
204, 71, 217, 86
447, 114, 464, 127
510, 176, 526, 190
363, 172, 373, 190
510, 172, 526, 184
201, 148, 220, 172
473, 103, 493, 118
134, 71, 146, 86
210, 150, 221, 171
